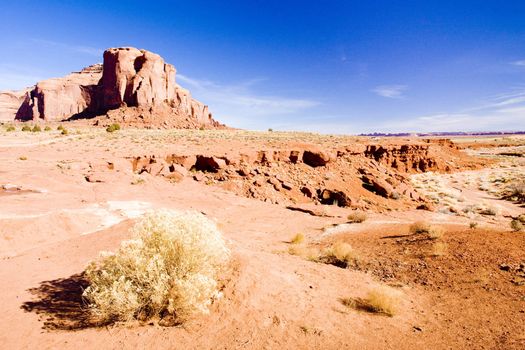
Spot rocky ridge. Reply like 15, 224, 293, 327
0, 47, 223, 128
85, 139, 483, 211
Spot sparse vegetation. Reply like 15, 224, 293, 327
288, 245, 320, 262
479, 206, 497, 216
347, 211, 367, 223
409, 221, 431, 234
61, 128, 69, 135
409, 221, 444, 240
510, 219, 523, 232
44, 126, 52, 131
31, 125, 41, 132
82, 210, 230, 324
6, 125, 15, 132
290, 233, 305, 244
131, 177, 145, 185
19, 156, 27, 161
21, 125, 31, 132
502, 181, 525, 204
106, 123, 121, 133
431, 242, 447, 256
319, 241, 359, 268
57, 125, 64, 131
469, 221, 478, 229
342, 286, 400, 317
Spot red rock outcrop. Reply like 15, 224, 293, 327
0, 90, 28, 121
2, 47, 222, 128
15, 64, 102, 121
101, 48, 175, 109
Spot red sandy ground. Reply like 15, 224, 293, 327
0, 128, 523, 349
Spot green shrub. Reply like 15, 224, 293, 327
57, 125, 64, 131
83, 210, 230, 324
61, 128, 68, 135
44, 126, 52, 131
32, 125, 41, 132
106, 123, 121, 133
21, 125, 31, 132
6, 125, 15, 132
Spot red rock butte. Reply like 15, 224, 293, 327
0, 47, 224, 129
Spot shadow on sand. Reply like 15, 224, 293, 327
21, 273, 105, 330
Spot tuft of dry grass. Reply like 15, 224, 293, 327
409, 221, 431, 234
410, 221, 444, 240
82, 210, 230, 324
342, 286, 401, 317
347, 211, 367, 223
431, 242, 447, 256
510, 219, 523, 232
319, 241, 359, 268
288, 245, 320, 261
290, 233, 305, 244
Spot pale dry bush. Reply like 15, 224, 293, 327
343, 285, 401, 317
290, 233, 305, 244
410, 221, 444, 240
82, 210, 230, 323
347, 211, 367, 223
510, 219, 523, 232
431, 242, 447, 256
288, 245, 320, 261
320, 241, 359, 268
409, 221, 431, 234
364, 287, 400, 316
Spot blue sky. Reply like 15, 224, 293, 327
1, 1, 524, 133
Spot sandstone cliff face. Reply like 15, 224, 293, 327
101, 47, 175, 109
0, 90, 28, 121
2, 47, 221, 128
15, 64, 102, 121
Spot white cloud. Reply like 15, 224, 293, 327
372, 84, 407, 99
31, 39, 103, 57
376, 88, 525, 133
177, 74, 320, 128
512, 60, 525, 66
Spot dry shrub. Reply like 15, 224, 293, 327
82, 210, 230, 324
510, 219, 523, 232
409, 221, 431, 234
410, 221, 444, 240
290, 233, 305, 244
431, 242, 447, 256
428, 226, 444, 240
502, 181, 525, 203
288, 245, 320, 261
320, 241, 359, 268
343, 286, 400, 317
347, 211, 367, 223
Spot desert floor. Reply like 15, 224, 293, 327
0, 128, 524, 350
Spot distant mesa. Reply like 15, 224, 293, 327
0, 47, 225, 129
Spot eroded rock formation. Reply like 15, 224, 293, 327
0, 90, 28, 121
0, 47, 222, 128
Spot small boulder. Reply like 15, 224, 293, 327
302, 150, 332, 167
